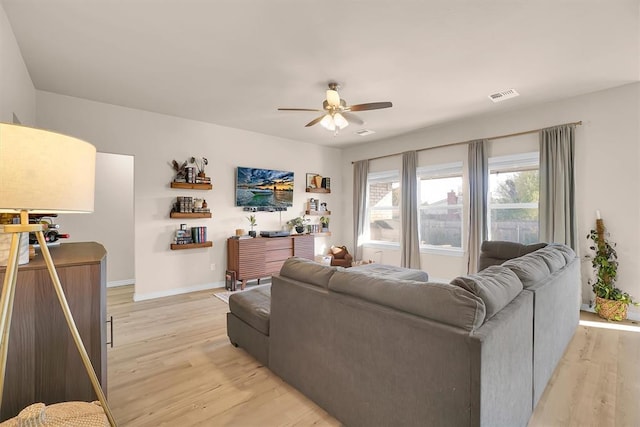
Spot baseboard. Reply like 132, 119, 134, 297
107, 279, 135, 288
581, 303, 640, 321
133, 281, 226, 302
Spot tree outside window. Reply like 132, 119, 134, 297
489, 153, 539, 244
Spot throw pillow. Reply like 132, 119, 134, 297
330, 245, 346, 259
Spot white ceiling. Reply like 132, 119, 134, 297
3, 0, 639, 147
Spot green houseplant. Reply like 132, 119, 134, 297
246, 214, 257, 237
588, 218, 636, 320
287, 216, 308, 234
320, 216, 330, 231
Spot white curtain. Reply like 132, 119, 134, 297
467, 140, 488, 273
401, 151, 421, 269
353, 160, 369, 261
539, 124, 577, 249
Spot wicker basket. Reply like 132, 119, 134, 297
595, 296, 628, 321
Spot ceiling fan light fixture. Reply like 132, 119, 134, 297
326, 89, 340, 107
320, 114, 336, 131
333, 112, 349, 129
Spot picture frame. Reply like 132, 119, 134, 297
235, 166, 294, 208
306, 173, 319, 189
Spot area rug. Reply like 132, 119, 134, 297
213, 282, 270, 304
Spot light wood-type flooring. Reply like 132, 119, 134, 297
107, 285, 640, 426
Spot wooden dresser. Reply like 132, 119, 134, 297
227, 235, 314, 289
0, 242, 107, 421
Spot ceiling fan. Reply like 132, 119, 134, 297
278, 82, 392, 133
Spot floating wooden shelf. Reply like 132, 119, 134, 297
305, 210, 331, 216
170, 212, 212, 219
170, 241, 213, 250
311, 232, 332, 237
305, 188, 330, 194
170, 182, 212, 190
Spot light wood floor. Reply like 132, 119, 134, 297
107, 285, 640, 426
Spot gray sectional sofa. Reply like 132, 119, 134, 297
226, 242, 580, 426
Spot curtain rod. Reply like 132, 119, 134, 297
351, 120, 582, 164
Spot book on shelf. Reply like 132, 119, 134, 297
190, 226, 207, 243
174, 229, 193, 244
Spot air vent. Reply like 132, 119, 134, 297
355, 129, 376, 137
488, 89, 519, 103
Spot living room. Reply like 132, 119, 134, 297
1, 1, 639, 426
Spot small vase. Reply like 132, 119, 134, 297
248, 230, 256, 238
295, 226, 305, 234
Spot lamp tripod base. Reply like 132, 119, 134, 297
0, 221, 116, 426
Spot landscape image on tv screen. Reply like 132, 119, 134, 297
236, 167, 294, 207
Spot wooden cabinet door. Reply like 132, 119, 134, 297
0, 245, 106, 421
293, 235, 314, 260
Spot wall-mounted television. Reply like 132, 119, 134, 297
235, 167, 294, 207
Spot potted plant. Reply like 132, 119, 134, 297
588, 218, 637, 320
190, 156, 208, 178
320, 216, 330, 232
246, 214, 257, 238
287, 216, 308, 234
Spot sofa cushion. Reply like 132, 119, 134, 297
328, 271, 486, 331
534, 245, 567, 272
479, 241, 547, 270
280, 257, 337, 289
228, 285, 271, 335
547, 243, 576, 263
502, 252, 551, 288
347, 263, 429, 282
450, 266, 523, 319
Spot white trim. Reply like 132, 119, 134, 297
489, 202, 538, 209
363, 241, 400, 250
133, 281, 225, 302
107, 279, 135, 288
417, 161, 463, 178
419, 246, 464, 257
368, 169, 400, 183
488, 151, 539, 170
581, 303, 640, 322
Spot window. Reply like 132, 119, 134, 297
417, 162, 463, 250
367, 170, 400, 244
488, 152, 539, 244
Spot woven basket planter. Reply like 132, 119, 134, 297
595, 296, 628, 321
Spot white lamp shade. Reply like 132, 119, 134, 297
333, 113, 349, 129
0, 123, 96, 213
320, 114, 336, 131
326, 89, 340, 107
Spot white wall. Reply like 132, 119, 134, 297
36, 91, 343, 300
342, 83, 640, 317
55, 153, 135, 285
0, 3, 35, 124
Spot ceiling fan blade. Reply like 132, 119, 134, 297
342, 112, 364, 125
278, 108, 322, 112
305, 115, 327, 127
347, 101, 393, 112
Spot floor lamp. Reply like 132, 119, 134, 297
0, 123, 116, 426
